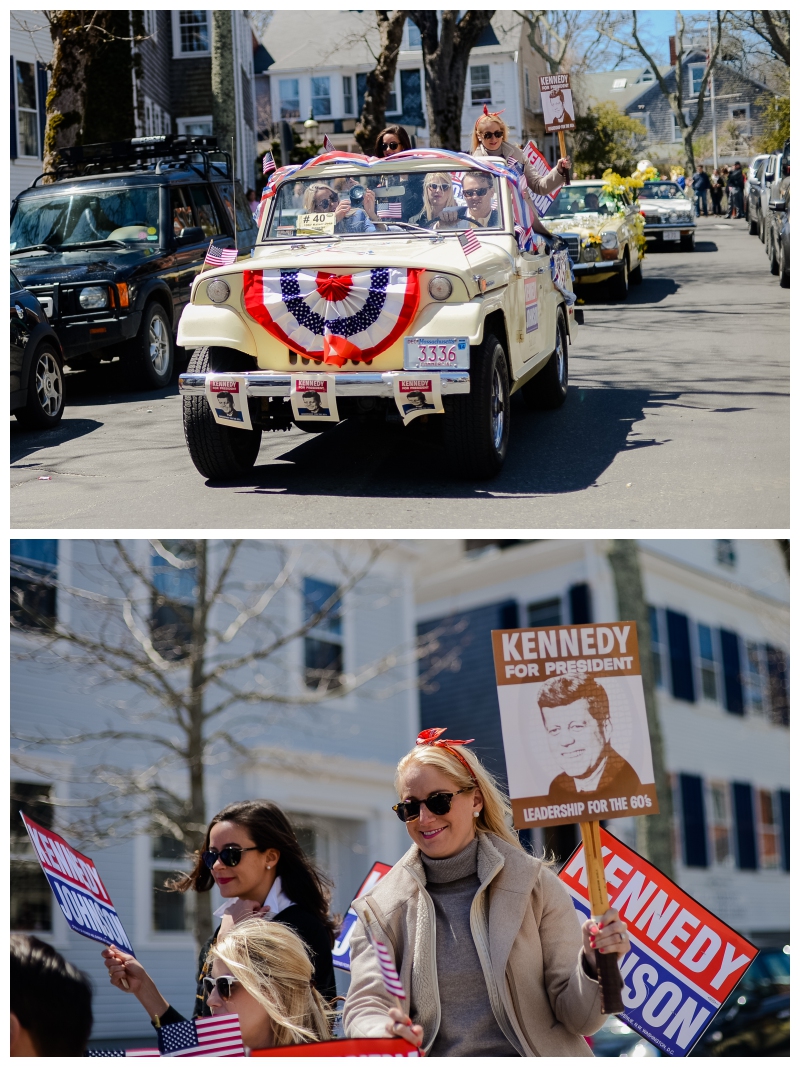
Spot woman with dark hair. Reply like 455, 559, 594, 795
372, 125, 423, 221
102, 800, 337, 1028
373, 124, 412, 158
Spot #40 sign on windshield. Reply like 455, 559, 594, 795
560, 827, 758, 1056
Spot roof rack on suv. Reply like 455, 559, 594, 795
32, 135, 233, 185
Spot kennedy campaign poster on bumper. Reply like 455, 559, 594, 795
491, 622, 658, 829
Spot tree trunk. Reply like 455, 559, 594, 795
189, 541, 212, 951
606, 539, 675, 880
42, 12, 97, 180
82, 10, 137, 144
211, 11, 236, 162
409, 10, 496, 149
354, 11, 407, 153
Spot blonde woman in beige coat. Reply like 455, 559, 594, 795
472, 108, 570, 238
343, 728, 631, 1057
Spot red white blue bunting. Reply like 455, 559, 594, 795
243, 267, 422, 367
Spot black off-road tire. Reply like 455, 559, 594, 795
182, 346, 262, 479
758, 211, 766, 243
443, 332, 510, 480
610, 252, 629, 300
680, 231, 695, 251
630, 258, 644, 285
768, 228, 780, 274
15, 342, 65, 429
521, 308, 569, 411
122, 300, 174, 389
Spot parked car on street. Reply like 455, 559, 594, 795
635, 180, 697, 251
176, 150, 582, 481
10, 135, 257, 390
765, 140, 789, 287
545, 179, 644, 297
746, 155, 770, 235
10, 268, 65, 428
759, 150, 785, 242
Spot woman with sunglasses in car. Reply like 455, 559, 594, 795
302, 182, 378, 233
409, 173, 460, 229
472, 107, 571, 239
101, 800, 337, 1027
343, 729, 631, 1057
371, 126, 424, 222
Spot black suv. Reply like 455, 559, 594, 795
10, 135, 258, 389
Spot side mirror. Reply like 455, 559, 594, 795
175, 226, 205, 244
769, 200, 786, 212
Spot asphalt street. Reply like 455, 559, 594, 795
11, 218, 788, 530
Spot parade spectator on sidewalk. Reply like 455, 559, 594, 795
709, 168, 724, 215
726, 162, 745, 218
343, 728, 631, 1056
11, 934, 93, 1056
692, 165, 710, 216
102, 800, 337, 1026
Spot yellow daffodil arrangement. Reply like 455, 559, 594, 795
601, 169, 647, 261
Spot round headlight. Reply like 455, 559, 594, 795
207, 279, 231, 304
600, 231, 618, 249
79, 286, 109, 310
428, 275, 453, 301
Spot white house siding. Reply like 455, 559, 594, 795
10, 11, 52, 202
11, 538, 420, 1041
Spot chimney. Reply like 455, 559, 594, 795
669, 35, 677, 67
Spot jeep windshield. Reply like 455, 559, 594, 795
10, 187, 161, 252
262, 169, 503, 239
550, 184, 618, 218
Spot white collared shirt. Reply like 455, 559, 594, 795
212, 875, 294, 919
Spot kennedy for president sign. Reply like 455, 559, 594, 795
21, 813, 135, 954
491, 622, 658, 829
560, 828, 758, 1056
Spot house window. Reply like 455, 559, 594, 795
672, 108, 690, 142
303, 577, 343, 691
11, 782, 54, 932
176, 11, 210, 56
176, 116, 212, 136
15, 60, 39, 157
744, 642, 769, 720
716, 539, 736, 567
688, 63, 706, 97
386, 75, 399, 115
757, 790, 780, 869
697, 624, 718, 702
11, 540, 57, 631
342, 75, 353, 115
151, 541, 197, 662
407, 21, 422, 49
612, 77, 627, 90
708, 780, 733, 866
152, 835, 190, 932
311, 76, 331, 117
280, 79, 300, 120
649, 606, 666, 688
729, 104, 751, 135
640, 68, 654, 82
527, 597, 561, 627
636, 111, 651, 138
470, 65, 492, 106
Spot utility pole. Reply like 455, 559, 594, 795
708, 23, 718, 169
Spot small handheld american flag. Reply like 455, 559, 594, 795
262, 151, 276, 175
363, 908, 405, 1001
205, 244, 238, 268
377, 202, 403, 219
85, 1049, 159, 1057
458, 229, 481, 256
323, 135, 336, 153
157, 1015, 245, 1057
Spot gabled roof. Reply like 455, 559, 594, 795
575, 65, 671, 112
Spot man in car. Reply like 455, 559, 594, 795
458, 172, 499, 228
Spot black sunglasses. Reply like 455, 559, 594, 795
316, 193, 339, 208
393, 787, 474, 823
482, 130, 503, 140
202, 845, 259, 869
203, 975, 239, 1000
383, 141, 401, 151
463, 187, 490, 198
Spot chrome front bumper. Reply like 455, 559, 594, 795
178, 369, 471, 398
572, 258, 624, 275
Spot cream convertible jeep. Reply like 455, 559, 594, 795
177, 151, 581, 480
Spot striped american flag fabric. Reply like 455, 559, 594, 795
205, 244, 238, 267
323, 135, 336, 153
377, 202, 403, 219
85, 1049, 159, 1057
458, 229, 481, 256
364, 928, 406, 1000
157, 1015, 245, 1057
262, 151, 276, 174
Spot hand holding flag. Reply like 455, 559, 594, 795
362, 907, 405, 1001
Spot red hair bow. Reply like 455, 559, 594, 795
416, 728, 478, 782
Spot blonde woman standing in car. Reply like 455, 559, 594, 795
343, 728, 631, 1056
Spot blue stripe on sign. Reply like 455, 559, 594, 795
46, 872, 135, 954
569, 893, 719, 1057
332, 908, 358, 971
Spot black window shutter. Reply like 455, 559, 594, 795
732, 782, 757, 870
720, 630, 744, 715
569, 583, 592, 624
356, 73, 367, 117
36, 61, 48, 160
766, 646, 789, 727
10, 56, 17, 160
666, 610, 695, 702
778, 789, 789, 872
679, 773, 708, 867
499, 600, 519, 629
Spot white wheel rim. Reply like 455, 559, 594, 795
149, 314, 170, 374
35, 352, 62, 416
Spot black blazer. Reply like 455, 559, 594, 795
156, 905, 337, 1027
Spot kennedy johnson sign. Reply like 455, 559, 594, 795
491, 622, 658, 829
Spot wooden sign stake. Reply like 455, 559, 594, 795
579, 820, 624, 1013
557, 129, 571, 186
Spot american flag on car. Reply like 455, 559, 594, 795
262, 151, 276, 174
157, 1015, 245, 1057
458, 229, 481, 256
205, 244, 238, 267
377, 202, 403, 219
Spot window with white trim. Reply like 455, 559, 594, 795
11, 781, 54, 932
756, 789, 780, 869
744, 641, 770, 720
11, 540, 58, 630
729, 104, 751, 136
707, 780, 733, 866
470, 65, 492, 106
342, 75, 353, 115
279, 78, 300, 120
635, 111, 650, 138
150, 541, 198, 662
15, 60, 39, 157
303, 577, 344, 691
672, 108, 690, 142
173, 11, 210, 57
311, 76, 331, 117
407, 21, 422, 49
151, 835, 192, 932
649, 606, 668, 689
688, 63, 706, 97
176, 115, 213, 136
386, 74, 400, 115
696, 623, 718, 702
527, 597, 561, 627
